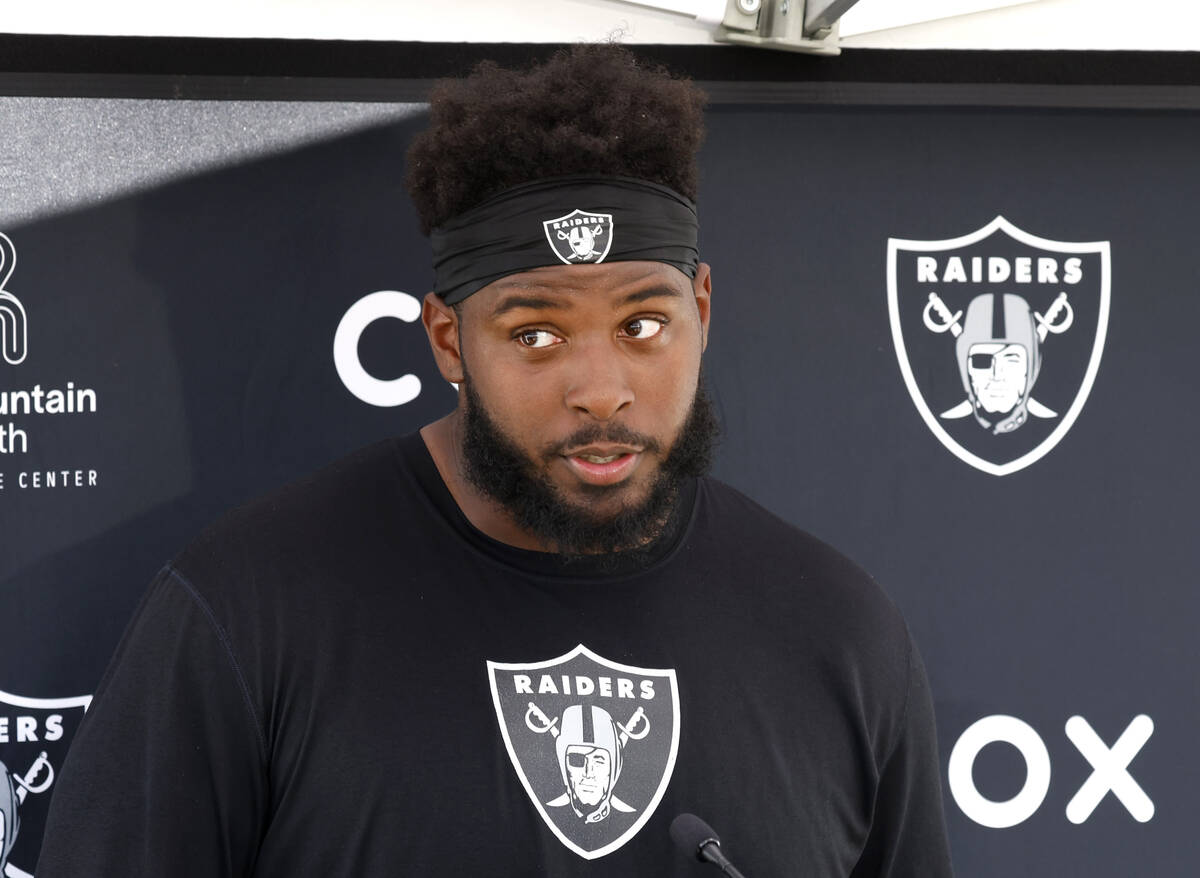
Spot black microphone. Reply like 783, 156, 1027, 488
669, 813, 749, 878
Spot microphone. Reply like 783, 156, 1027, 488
669, 813, 749, 878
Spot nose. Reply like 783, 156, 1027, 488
563, 341, 634, 421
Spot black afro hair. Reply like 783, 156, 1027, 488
405, 43, 706, 235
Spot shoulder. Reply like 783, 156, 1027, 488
692, 479, 920, 756
692, 476, 913, 669
171, 436, 414, 600
695, 475, 888, 597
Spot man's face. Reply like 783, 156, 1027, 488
449, 260, 713, 553
968, 342, 1028, 414
565, 745, 612, 806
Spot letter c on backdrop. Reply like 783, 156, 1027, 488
333, 290, 422, 407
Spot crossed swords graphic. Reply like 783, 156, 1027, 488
11, 752, 53, 804
923, 289, 1074, 342
524, 701, 650, 814
524, 701, 650, 744
922, 290, 1073, 421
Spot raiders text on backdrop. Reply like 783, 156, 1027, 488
916, 255, 1084, 285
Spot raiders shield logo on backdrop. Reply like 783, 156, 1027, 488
543, 210, 614, 265
888, 217, 1110, 475
487, 645, 679, 860
0, 689, 91, 878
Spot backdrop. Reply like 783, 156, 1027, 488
1, 94, 1193, 877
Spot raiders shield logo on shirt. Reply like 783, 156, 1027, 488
487, 645, 679, 860
542, 210, 615, 265
888, 216, 1110, 475
0, 689, 91, 878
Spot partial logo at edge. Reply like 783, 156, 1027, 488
1, 689, 92, 878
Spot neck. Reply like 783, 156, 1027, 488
420, 412, 553, 552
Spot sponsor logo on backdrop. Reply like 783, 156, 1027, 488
948, 713, 1154, 828
0, 233, 101, 494
0, 689, 91, 878
333, 290, 459, 407
888, 217, 1110, 475
544, 210, 613, 265
487, 645, 679, 859
0, 235, 27, 368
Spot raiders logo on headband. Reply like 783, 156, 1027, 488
543, 210, 614, 265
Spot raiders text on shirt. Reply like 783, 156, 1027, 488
513, 675, 656, 700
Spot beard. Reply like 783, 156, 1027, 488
459, 374, 719, 561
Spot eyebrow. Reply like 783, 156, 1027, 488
618, 285, 682, 306
490, 284, 682, 318
490, 294, 566, 318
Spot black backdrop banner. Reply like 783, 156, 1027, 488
1, 77, 1197, 876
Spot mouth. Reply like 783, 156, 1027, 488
562, 445, 642, 486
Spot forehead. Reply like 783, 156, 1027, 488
464, 261, 692, 319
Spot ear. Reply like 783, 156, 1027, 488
422, 292, 465, 384
692, 262, 712, 352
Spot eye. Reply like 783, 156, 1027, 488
621, 317, 666, 339
516, 329, 561, 349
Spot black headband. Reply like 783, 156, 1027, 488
430, 175, 699, 304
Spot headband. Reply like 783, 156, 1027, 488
430, 175, 699, 304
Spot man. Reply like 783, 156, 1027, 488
39, 45, 953, 876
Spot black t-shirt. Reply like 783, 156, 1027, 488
38, 434, 953, 877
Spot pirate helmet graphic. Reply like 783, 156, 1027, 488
556, 705, 624, 823
956, 293, 1043, 433
562, 225, 604, 260
1, 761, 20, 872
